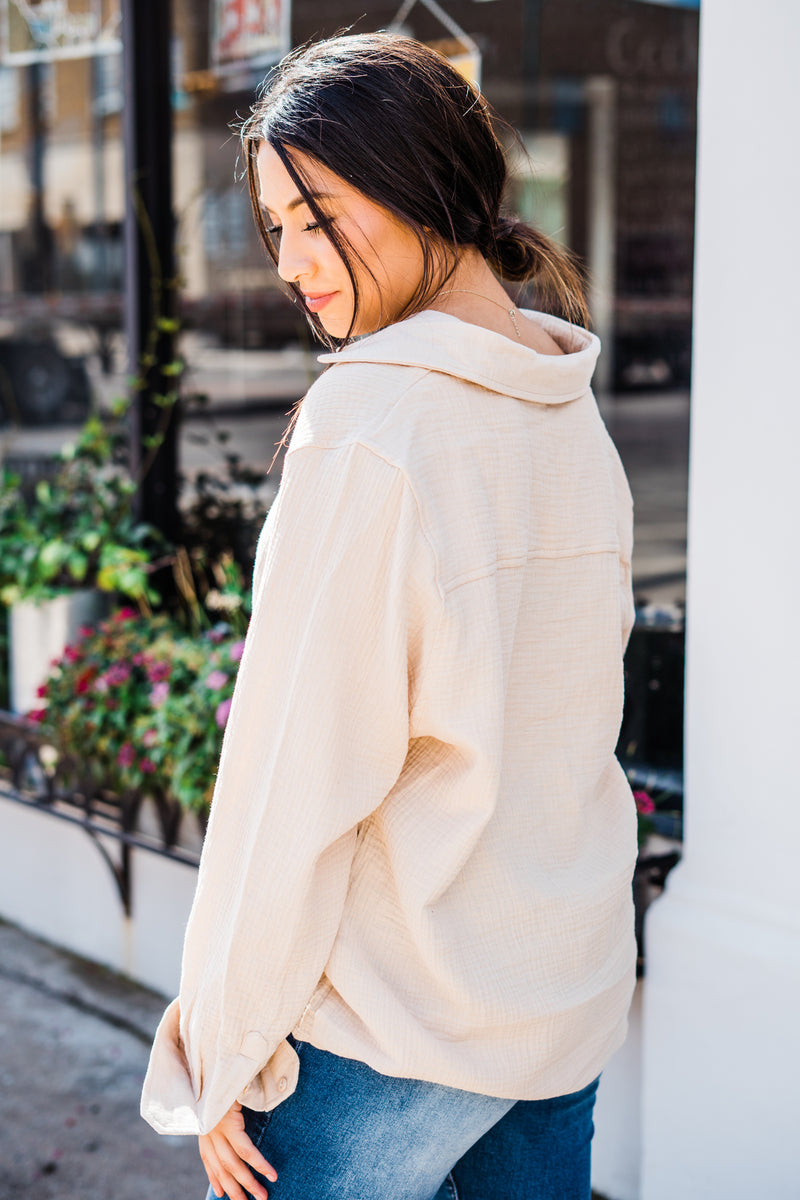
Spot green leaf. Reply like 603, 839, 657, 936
67, 552, 89, 582
39, 540, 71, 579
156, 317, 180, 334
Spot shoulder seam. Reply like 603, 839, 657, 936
284, 436, 444, 602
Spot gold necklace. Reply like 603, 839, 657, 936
433, 288, 521, 339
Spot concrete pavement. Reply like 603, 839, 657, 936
0, 919, 208, 1199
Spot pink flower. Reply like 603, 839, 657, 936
147, 661, 170, 683
36, 683, 48, 699
132, 652, 146, 667
140, 757, 156, 774
215, 697, 232, 728
207, 627, 227, 645
28, 708, 47, 724
113, 607, 138, 623
106, 662, 131, 687
64, 644, 81, 664
206, 670, 229, 691
94, 674, 110, 694
117, 743, 135, 768
150, 681, 170, 707
230, 640, 246, 663
634, 790, 655, 816
78, 625, 95, 639
142, 727, 158, 748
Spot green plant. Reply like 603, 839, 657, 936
0, 414, 164, 608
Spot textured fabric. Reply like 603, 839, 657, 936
203, 1041, 598, 1200
141, 309, 637, 1137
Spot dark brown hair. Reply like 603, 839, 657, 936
240, 31, 587, 346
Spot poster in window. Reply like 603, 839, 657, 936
2, 0, 120, 65
211, 0, 288, 69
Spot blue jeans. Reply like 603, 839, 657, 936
206, 1040, 599, 1200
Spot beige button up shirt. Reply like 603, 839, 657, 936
141, 310, 638, 1137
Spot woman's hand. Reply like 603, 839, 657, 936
198, 1101, 278, 1200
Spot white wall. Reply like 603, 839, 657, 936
640, 1, 800, 1196
0, 793, 197, 996
592, 983, 643, 1200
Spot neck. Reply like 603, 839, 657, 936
428, 254, 521, 338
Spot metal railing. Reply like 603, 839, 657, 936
0, 710, 203, 915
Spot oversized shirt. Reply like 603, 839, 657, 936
141, 309, 638, 1136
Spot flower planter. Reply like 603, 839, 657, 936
8, 588, 107, 715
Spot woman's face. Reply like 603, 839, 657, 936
257, 142, 428, 338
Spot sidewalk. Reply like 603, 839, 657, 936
0, 919, 208, 1199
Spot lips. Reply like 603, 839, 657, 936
303, 292, 337, 313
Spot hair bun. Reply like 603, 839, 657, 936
485, 217, 540, 281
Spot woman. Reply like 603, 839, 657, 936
141, 32, 637, 1200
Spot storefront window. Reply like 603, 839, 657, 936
1, 0, 698, 610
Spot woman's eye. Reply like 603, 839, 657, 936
265, 219, 329, 240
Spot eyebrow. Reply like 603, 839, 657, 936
260, 192, 339, 219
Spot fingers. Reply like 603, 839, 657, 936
201, 1143, 262, 1200
198, 1120, 277, 1200
228, 1124, 278, 1183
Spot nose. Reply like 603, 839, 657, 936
276, 229, 311, 286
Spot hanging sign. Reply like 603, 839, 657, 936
391, 2, 482, 90
427, 36, 481, 90
2, 0, 121, 65
211, 0, 288, 71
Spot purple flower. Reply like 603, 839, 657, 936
147, 660, 170, 683
106, 662, 131, 687
215, 697, 232, 728
150, 681, 170, 708
229, 640, 246, 663
206, 669, 229, 691
117, 743, 135, 768
141, 757, 156, 774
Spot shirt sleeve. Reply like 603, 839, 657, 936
140, 439, 437, 1135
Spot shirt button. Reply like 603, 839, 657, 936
277, 1076, 288, 1092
